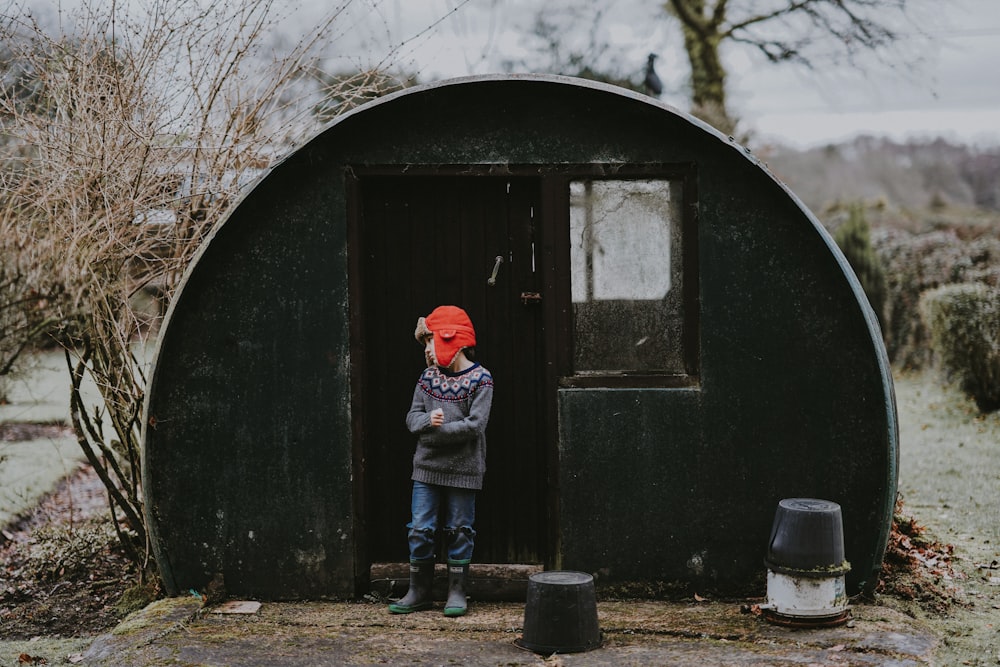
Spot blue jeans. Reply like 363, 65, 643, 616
407, 481, 477, 563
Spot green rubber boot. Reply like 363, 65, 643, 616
388, 560, 434, 614
443, 560, 470, 617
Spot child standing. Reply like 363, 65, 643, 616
388, 305, 494, 617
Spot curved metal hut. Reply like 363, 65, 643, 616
142, 75, 898, 600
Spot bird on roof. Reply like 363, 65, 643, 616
644, 53, 663, 97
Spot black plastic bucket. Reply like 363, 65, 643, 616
765, 498, 849, 575
516, 571, 601, 654
763, 498, 852, 627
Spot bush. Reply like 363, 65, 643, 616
919, 283, 1000, 412
22, 521, 120, 583
874, 229, 1000, 368
833, 203, 887, 324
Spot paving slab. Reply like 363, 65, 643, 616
82, 596, 937, 666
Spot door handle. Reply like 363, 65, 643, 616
487, 255, 504, 286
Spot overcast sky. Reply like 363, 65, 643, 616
25, 0, 1000, 149
347, 0, 1000, 149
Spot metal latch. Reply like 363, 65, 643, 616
520, 291, 542, 304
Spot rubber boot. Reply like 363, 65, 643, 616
443, 560, 470, 617
388, 560, 434, 614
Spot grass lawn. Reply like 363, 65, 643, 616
1, 351, 82, 528
0, 436, 83, 529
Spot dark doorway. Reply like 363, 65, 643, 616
350, 173, 550, 571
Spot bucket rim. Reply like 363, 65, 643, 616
514, 634, 603, 654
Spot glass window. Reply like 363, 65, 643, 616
569, 179, 686, 374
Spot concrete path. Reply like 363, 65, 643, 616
82, 596, 936, 666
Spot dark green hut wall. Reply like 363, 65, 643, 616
145, 161, 354, 598
143, 77, 895, 599
559, 159, 895, 594
707, 168, 894, 594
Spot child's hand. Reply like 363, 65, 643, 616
430, 408, 444, 427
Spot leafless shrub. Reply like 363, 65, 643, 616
1, 0, 402, 581
768, 138, 1000, 215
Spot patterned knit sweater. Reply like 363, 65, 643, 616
405, 363, 494, 490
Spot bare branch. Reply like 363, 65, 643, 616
723, 0, 815, 36
2, 0, 408, 584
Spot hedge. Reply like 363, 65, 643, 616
919, 282, 1000, 412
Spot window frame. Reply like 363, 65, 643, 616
549, 164, 700, 389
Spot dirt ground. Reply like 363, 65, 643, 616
1, 371, 999, 665
0, 458, 137, 640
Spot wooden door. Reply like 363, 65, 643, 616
351, 174, 548, 568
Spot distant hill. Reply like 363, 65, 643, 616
758, 136, 1000, 215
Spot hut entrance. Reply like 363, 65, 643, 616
350, 172, 552, 568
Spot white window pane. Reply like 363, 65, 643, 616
569, 179, 684, 373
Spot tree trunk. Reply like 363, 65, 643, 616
670, 0, 737, 136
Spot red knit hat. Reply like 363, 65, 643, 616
416, 305, 476, 368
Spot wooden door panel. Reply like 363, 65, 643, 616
357, 175, 546, 564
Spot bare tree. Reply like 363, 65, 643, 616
509, 0, 930, 137
665, 0, 927, 135
502, 3, 657, 92
0, 22, 69, 391
0, 0, 399, 582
